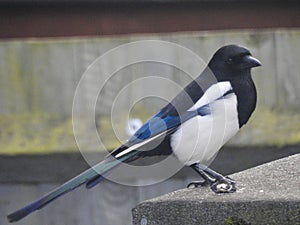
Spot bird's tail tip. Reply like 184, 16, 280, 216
7, 212, 21, 223
7, 204, 35, 223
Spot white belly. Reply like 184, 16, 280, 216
170, 93, 239, 166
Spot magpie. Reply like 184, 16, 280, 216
7, 44, 261, 223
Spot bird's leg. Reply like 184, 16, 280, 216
187, 167, 215, 188
188, 163, 236, 193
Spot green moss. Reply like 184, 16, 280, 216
230, 107, 300, 147
4, 42, 43, 113
246, 33, 269, 48
0, 114, 77, 154
0, 109, 152, 154
97, 115, 122, 151
1, 107, 300, 154
97, 106, 152, 150
224, 217, 251, 225
7, 43, 24, 112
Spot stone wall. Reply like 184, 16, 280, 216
0, 29, 300, 151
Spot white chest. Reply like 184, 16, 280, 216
170, 93, 239, 166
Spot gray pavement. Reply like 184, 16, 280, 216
132, 154, 300, 225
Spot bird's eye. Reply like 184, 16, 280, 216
227, 58, 233, 64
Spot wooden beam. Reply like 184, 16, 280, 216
0, 2, 299, 39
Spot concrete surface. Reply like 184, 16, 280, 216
132, 154, 300, 225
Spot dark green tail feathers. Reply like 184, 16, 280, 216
7, 150, 138, 223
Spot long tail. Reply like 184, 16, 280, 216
7, 150, 138, 223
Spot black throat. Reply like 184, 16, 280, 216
229, 74, 257, 128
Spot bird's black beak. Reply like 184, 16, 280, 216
242, 55, 262, 69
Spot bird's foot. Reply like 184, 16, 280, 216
189, 163, 237, 193
210, 176, 236, 193
187, 180, 210, 188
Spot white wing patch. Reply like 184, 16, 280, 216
188, 81, 233, 111
115, 130, 169, 158
171, 92, 239, 166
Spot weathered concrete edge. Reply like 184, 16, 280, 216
133, 200, 300, 225
132, 154, 300, 225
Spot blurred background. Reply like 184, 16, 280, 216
0, 0, 299, 224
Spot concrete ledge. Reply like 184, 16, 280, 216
132, 154, 300, 225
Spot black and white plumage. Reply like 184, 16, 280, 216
7, 45, 261, 223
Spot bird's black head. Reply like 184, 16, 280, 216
208, 45, 261, 81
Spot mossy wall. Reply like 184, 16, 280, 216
0, 29, 300, 154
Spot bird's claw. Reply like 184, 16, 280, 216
187, 180, 209, 188
210, 177, 236, 193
